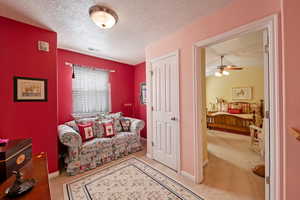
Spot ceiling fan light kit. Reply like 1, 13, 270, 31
89, 5, 118, 29
222, 70, 230, 76
214, 55, 242, 77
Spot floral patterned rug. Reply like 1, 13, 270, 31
64, 157, 204, 200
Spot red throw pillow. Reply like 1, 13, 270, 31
103, 121, 115, 137
228, 108, 242, 114
78, 123, 95, 142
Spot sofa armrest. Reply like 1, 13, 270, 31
58, 125, 82, 147
124, 117, 145, 134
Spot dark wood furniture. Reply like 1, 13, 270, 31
0, 152, 51, 200
207, 113, 255, 135
0, 139, 32, 182
207, 102, 257, 136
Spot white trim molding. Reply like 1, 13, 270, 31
180, 171, 195, 182
48, 171, 59, 179
146, 153, 152, 159
192, 14, 280, 200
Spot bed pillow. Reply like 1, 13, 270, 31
78, 122, 95, 142
228, 108, 242, 114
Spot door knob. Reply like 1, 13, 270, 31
171, 117, 176, 121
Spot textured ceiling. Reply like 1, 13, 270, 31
206, 30, 264, 76
0, 0, 232, 65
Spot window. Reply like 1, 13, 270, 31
72, 65, 110, 114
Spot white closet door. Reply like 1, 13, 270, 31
151, 51, 180, 171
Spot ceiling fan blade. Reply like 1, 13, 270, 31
224, 67, 243, 70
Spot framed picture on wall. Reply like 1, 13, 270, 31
14, 76, 48, 102
140, 82, 147, 104
232, 87, 252, 100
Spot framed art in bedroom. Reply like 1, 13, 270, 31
14, 76, 48, 102
232, 87, 252, 100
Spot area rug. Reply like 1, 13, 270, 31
64, 157, 204, 200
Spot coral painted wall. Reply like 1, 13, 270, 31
281, 0, 300, 199
133, 62, 147, 138
146, 0, 282, 195
57, 49, 135, 124
0, 17, 58, 172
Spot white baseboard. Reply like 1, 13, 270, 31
146, 153, 152, 159
48, 171, 59, 179
180, 170, 195, 181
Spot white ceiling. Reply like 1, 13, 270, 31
206, 30, 264, 76
0, 0, 232, 65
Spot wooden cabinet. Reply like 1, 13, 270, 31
0, 152, 51, 200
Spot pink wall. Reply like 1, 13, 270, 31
133, 62, 147, 138
145, 0, 284, 196
0, 17, 58, 172
281, 0, 300, 199
57, 49, 135, 124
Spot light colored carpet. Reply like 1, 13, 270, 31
204, 130, 265, 200
64, 157, 203, 200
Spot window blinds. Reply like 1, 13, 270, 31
72, 65, 110, 114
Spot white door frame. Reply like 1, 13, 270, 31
193, 14, 280, 200
148, 50, 181, 173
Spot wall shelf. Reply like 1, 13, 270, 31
289, 128, 300, 141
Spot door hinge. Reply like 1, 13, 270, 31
152, 141, 154, 146
151, 106, 154, 111
266, 176, 270, 184
150, 70, 154, 76
265, 110, 270, 119
264, 44, 269, 53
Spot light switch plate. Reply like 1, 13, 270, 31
38, 41, 49, 52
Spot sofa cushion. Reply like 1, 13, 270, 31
120, 118, 131, 132
93, 121, 105, 138
102, 120, 115, 137
112, 132, 137, 145
114, 119, 123, 132
81, 137, 113, 153
75, 117, 98, 124
104, 112, 123, 120
65, 120, 79, 132
78, 123, 95, 142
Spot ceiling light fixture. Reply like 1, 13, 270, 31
89, 5, 118, 29
222, 70, 230, 76
214, 71, 223, 77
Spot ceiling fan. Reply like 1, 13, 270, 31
214, 55, 243, 77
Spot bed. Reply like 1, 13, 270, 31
206, 101, 262, 136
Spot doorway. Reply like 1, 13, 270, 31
193, 15, 280, 200
205, 30, 266, 200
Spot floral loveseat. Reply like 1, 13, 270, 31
58, 112, 145, 175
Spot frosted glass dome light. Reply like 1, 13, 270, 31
89, 5, 118, 29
